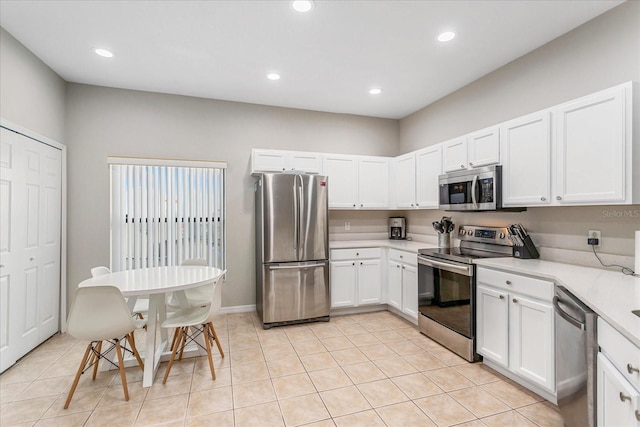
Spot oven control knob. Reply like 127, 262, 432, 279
467, 230, 474, 236
499, 232, 505, 239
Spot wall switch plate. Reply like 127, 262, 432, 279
588, 230, 601, 246
344, 222, 351, 231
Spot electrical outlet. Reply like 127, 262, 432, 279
345, 222, 351, 231
588, 230, 601, 246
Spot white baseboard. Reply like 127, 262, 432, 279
220, 304, 256, 314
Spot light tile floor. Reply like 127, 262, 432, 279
0, 311, 564, 426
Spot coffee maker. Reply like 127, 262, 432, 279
389, 217, 406, 240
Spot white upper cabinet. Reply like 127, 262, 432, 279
252, 149, 322, 174
467, 126, 500, 168
358, 156, 390, 208
392, 153, 417, 208
501, 111, 551, 206
322, 154, 389, 209
322, 154, 359, 208
553, 83, 631, 204
442, 137, 468, 172
415, 145, 442, 209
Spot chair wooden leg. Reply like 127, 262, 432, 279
91, 341, 103, 380
163, 327, 184, 384
126, 333, 145, 370
202, 324, 216, 380
208, 323, 224, 358
114, 339, 130, 402
170, 328, 180, 353
64, 343, 92, 409
178, 326, 188, 361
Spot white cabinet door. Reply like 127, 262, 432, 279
0, 128, 61, 373
401, 264, 418, 320
442, 137, 468, 172
252, 149, 288, 172
288, 152, 322, 174
468, 127, 500, 168
358, 157, 389, 208
393, 153, 416, 208
554, 85, 626, 204
323, 155, 358, 208
357, 259, 382, 305
330, 261, 357, 308
501, 111, 551, 206
510, 295, 555, 392
387, 261, 402, 311
415, 145, 442, 209
476, 285, 509, 368
597, 353, 640, 427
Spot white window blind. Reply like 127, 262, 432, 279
109, 158, 226, 271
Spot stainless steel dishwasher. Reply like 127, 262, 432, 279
554, 286, 598, 427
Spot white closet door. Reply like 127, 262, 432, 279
0, 127, 61, 373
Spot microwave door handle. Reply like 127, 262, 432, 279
471, 175, 479, 209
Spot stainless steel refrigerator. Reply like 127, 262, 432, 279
254, 173, 330, 328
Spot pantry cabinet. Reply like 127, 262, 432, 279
330, 248, 382, 308
476, 267, 555, 394
501, 111, 551, 206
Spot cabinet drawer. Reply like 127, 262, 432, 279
599, 317, 640, 391
388, 249, 417, 265
331, 248, 381, 261
476, 267, 554, 301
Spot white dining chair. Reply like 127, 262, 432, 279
64, 285, 146, 409
91, 266, 149, 319
161, 270, 226, 383
166, 258, 211, 309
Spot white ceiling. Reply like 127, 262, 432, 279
0, 0, 623, 119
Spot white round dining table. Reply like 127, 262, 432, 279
79, 265, 225, 387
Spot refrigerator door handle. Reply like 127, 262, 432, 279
296, 174, 304, 260
267, 262, 327, 270
293, 175, 299, 251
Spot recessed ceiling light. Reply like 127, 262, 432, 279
291, 0, 314, 13
267, 73, 281, 81
94, 48, 114, 58
369, 88, 382, 95
437, 31, 456, 42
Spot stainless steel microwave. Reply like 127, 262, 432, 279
438, 165, 503, 211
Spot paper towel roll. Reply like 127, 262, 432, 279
636, 231, 640, 274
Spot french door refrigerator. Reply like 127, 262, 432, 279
254, 173, 330, 328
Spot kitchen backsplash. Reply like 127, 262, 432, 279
329, 205, 639, 270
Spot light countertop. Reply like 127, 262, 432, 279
474, 258, 640, 348
330, 239, 437, 252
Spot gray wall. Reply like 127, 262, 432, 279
0, 27, 66, 142
400, 0, 640, 153
64, 84, 399, 307
393, 1, 640, 263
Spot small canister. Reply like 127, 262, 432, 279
438, 233, 451, 248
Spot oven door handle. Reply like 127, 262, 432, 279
418, 256, 472, 276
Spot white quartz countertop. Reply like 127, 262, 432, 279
329, 239, 437, 253
474, 257, 640, 348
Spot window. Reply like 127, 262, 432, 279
109, 157, 226, 271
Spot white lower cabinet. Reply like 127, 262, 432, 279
330, 249, 381, 308
598, 317, 640, 426
476, 267, 555, 394
387, 249, 418, 323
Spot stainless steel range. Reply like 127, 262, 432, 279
417, 225, 512, 362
